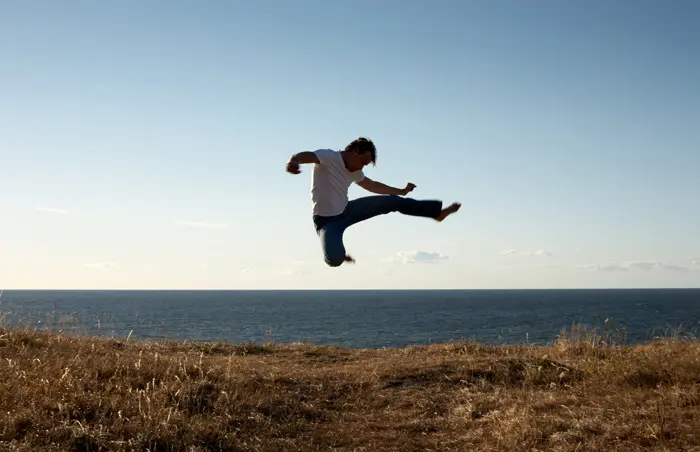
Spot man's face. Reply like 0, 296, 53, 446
348, 149, 373, 172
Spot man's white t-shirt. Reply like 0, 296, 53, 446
310, 148, 365, 217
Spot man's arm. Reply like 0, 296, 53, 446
356, 177, 416, 196
286, 151, 320, 174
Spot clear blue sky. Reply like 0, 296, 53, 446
1, 0, 698, 289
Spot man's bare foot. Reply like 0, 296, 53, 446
344, 255, 355, 264
436, 202, 461, 222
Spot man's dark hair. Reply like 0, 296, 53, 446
344, 137, 377, 165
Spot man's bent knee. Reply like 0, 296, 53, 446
325, 255, 345, 267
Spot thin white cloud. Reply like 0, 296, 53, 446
394, 250, 449, 264
501, 248, 552, 257
37, 207, 69, 215
691, 258, 700, 266
626, 261, 690, 273
530, 263, 564, 269
627, 261, 657, 271
175, 220, 228, 229
658, 263, 690, 273
501, 263, 564, 269
83, 262, 119, 269
598, 263, 629, 272
576, 261, 691, 273
574, 263, 627, 272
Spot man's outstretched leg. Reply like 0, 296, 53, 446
316, 196, 461, 267
344, 194, 460, 227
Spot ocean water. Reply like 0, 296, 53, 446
1, 289, 699, 348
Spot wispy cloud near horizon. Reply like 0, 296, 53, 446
628, 261, 656, 271
596, 263, 629, 272
501, 248, 552, 257
659, 264, 691, 273
577, 261, 691, 273
388, 250, 449, 264
36, 207, 69, 215
502, 263, 564, 269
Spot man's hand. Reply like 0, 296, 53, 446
285, 151, 320, 175
286, 160, 301, 174
402, 183, 417, 196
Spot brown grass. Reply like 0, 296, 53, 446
1, 324, 699, 451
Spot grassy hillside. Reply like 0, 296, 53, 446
1, 325, 699, 451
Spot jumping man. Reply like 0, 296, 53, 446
286, 137, 461, 267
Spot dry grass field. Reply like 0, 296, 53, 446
1, 324, 699, 451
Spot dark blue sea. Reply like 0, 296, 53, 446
1, 290, 699, 348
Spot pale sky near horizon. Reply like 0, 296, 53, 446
1, 0, 699, 290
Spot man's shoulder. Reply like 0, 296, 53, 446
313, 148, 341, 164
314, 148, 339, 155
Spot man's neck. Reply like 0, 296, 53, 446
340, 150, 350, 170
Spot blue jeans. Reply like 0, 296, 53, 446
313, 195, 443, 267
